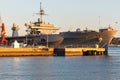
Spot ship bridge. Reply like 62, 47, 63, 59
25, 2, 60, 35
29, 22, 60, 34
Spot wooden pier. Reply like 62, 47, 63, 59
0, 47, 106, 56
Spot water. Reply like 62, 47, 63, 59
0, 47, 120, 80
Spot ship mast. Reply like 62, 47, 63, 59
39, 2, 45, 23
35, 2, 46, 23
40, 2, 48, 48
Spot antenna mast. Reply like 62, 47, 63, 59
40, 2, 45, 23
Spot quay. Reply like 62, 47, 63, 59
0, 48, 53, 56
0, 47, 106, 57
54, 48, 106, 56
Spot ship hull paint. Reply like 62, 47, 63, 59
60, 28, 117, 51
5, 34, 63, 47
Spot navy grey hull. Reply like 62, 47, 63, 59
60, 27, 117, 50
6, 34, 64, 47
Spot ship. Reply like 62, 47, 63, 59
3, 3, 63, 47
59, 25, 117, 51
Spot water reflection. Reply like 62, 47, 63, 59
0, 47, 120, 80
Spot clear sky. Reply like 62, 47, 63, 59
0, 0, 120, 37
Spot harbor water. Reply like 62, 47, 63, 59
0, 46, 120, 80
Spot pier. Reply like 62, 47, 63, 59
0, 47, 106, 57
54, 48, 106, 56
0, 48, 53, 56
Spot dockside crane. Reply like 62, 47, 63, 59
1, 23, 8, 46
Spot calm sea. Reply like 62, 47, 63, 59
0, 46, 120, 80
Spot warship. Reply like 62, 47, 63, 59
3, 3, 63, 47
60, 25, 117, 50
0, 3, 117, 50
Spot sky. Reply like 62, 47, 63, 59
0, 0, 120, 37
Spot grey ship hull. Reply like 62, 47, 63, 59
60, 27, 117, 50
5, 34, 63, 47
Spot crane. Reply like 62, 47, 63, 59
1, 23, 8, 46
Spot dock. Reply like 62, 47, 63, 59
54, 48, 106, 56
0, 48, 53, 56
0, 47, 106, 57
